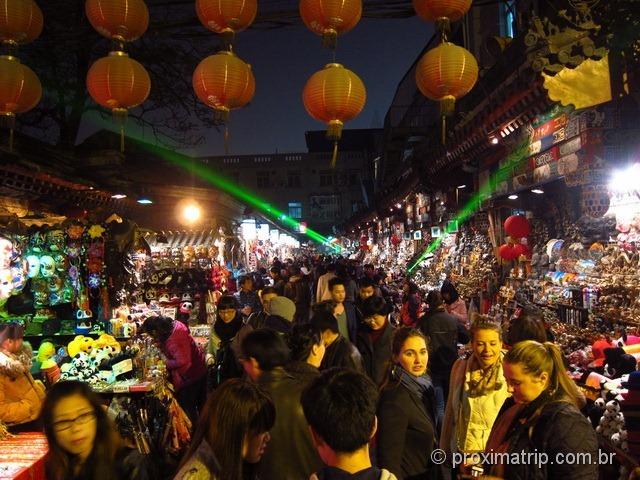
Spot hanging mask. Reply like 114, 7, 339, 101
132, 291, 144, 304
46, 230, 66, 252
179, 301, 194, 314
87, 257, 103, 274
53, 253, 68, 272
66, 243, 82, 259
148, 273, 159, 285
145, 287, 157, 301
0, 238, 12, 269
39, 255, 55, 278
88, 273, 101, 289
48, 276, 63, 292
158, 292, 171, 303
26, 255, 41, 278
49, 291, 61, 306
88, 242, 104, 258
29, 232, 45, 253
11, 265, 26, 295
66, 224, 85, 240
61, 282, 74, 303
0, 269, 13, 300
181, 292, 193, 302
68, 265, 80, 282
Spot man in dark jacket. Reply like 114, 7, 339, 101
311, 311, 363, 372
284, 265, 312, 324
270, 266, 287, 296
328, 277, 358, 342
419, 290, 461, 426
355, 296, 395, 386
241, 329, 322, 480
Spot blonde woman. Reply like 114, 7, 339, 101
440, 317, 509, 463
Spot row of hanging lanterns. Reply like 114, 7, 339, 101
413, 0, 479, 144
85, 0, 151, 153
192, 0, 257, 153
0, 0, 43, 151
300, 0, 366, 168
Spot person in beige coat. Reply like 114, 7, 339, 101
440, 316, 509, 470
0, 322, 46, 431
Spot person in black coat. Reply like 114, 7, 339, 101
377, 327, 438, 480
311, 310, 363, 372
356, 296, 395, 386
419, 291, 463, 426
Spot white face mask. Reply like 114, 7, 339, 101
26, 255, 41, 278
40, 255, 55, 278
0, 269, 13, 300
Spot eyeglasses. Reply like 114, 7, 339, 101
52, 411, 96, 432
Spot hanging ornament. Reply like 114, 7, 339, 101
303, 63, 366, 167
498, 244, 517, 261
86, 51, 151, 152
85, 0, 149, 44
0, 0, 43, 49
299, 0, 362, 49
192, 50, 255, 153
412, 0, 471, 33
512, 243, 530, 258
503, 215, 531, 238
0, 55, 42, 151
581, 184, 610, 218
196, 0, 257, 46
416, 41, 478, 144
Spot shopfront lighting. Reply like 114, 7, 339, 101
457, 184, 466, 189
182, 203, 202, 224
111, 193, 127, 199
490, 136, 499, 145
531, 189, 544, 194
508, 194, 518, 200
137, 197, 153, 204
609, 164, 640, 193
396, 203, 402, 208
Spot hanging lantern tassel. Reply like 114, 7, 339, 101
327, 119, 343, 168
322, 28, 338, 49
0, 113, 16, 152
439, 95, 455, 145
213, 107, 231, 154
220, 28, 236, 50
112, 108, 128, 153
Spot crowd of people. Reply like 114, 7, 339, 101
0, 256, 603, 480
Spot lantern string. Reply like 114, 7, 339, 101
224, 125, 230, 154
330, 141, 338, 168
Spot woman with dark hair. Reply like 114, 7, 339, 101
506, 310, 548, 346
207, 295, 245, 389
484, 341, 596, 479
440, 280, 468, 327
42, 380, 146, 480
400, 281, 423, 328
174, 378, 275, 480
286, 324, 326, 384
377, 327, 437, 480
284, 265, 312, 325
356, 296, 395, 386
0, 321, 45, 431
142, 315, 206, 422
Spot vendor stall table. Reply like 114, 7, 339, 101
0, 433, 48, 480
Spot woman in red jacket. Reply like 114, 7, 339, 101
142, 316, 207, 422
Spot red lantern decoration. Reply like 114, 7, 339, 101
498, 244, 516, 260
415, 41, 478, 144
0, 55, 42, 150
391, 234, 401, 246
299, 0, 362, 48
504, 215, 531, 238
412, 0, 472, 23
0, 0, 43, 46
196, 0, 257, 44
303, 63, 366, 167
86, 51, 151, 151
512, 243, 530, 258
85, 0, 149, 42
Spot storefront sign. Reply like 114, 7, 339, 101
532, 114, 568, 141
559, 136, 581, 156
530, 146, 559, 169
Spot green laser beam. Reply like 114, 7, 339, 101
98, 123, 341, 252
407, 135, 534, 273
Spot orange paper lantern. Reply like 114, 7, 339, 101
85, 0, 149, 42
416, 41, 478, 142
0, 55, 42, 116
0, 0, 43, 46
196, 0, 257, 42
299, 0, 362, 48
303, 63, 366, 166
412, 0, 472, 22
192, 50, 255, 123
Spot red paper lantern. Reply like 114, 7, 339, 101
196, 0, 257, 37
391, 234, 401, 246
412, 0, 472, 23
498, 244, 517, 260
0, 55, 42, 116
0, 0, 43, 46
504, 215, 530, 238
299, 0, 362, 48
192, 50, 255, 123
87, 51, 151, 111
85, 0, 149, 42
513, 243, 530, 258
303, 63, 366, 166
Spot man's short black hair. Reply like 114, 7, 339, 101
361, 296, 390, 318
328, 277, 346, 291
301, 369, 378, 453
240, 328, 290, 371
269, 266, 280, 275
310, 310, 339, 334
260, 286, 278, 296
358, 277, 377, 289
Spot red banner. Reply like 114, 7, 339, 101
530, 146, 559, 170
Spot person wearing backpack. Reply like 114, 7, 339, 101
301, 369, 398, 480
207, 295, 244, 389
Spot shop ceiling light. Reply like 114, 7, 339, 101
531, 189, 544, 194
457, 184, 466, 189
489, 136, 499, 145
508, 194, 518, 200
137, 197, 153, 204
609, 164, 640, 193
396, 203, 402, 208
111, 193, 127, 199
183, 204, 202, 223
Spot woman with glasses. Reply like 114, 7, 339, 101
355, 296, 395, 386
0, 322, 46, 432
42, 380, 150, 480
207, 295, 245, 389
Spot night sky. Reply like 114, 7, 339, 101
79, 14, 432, 157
